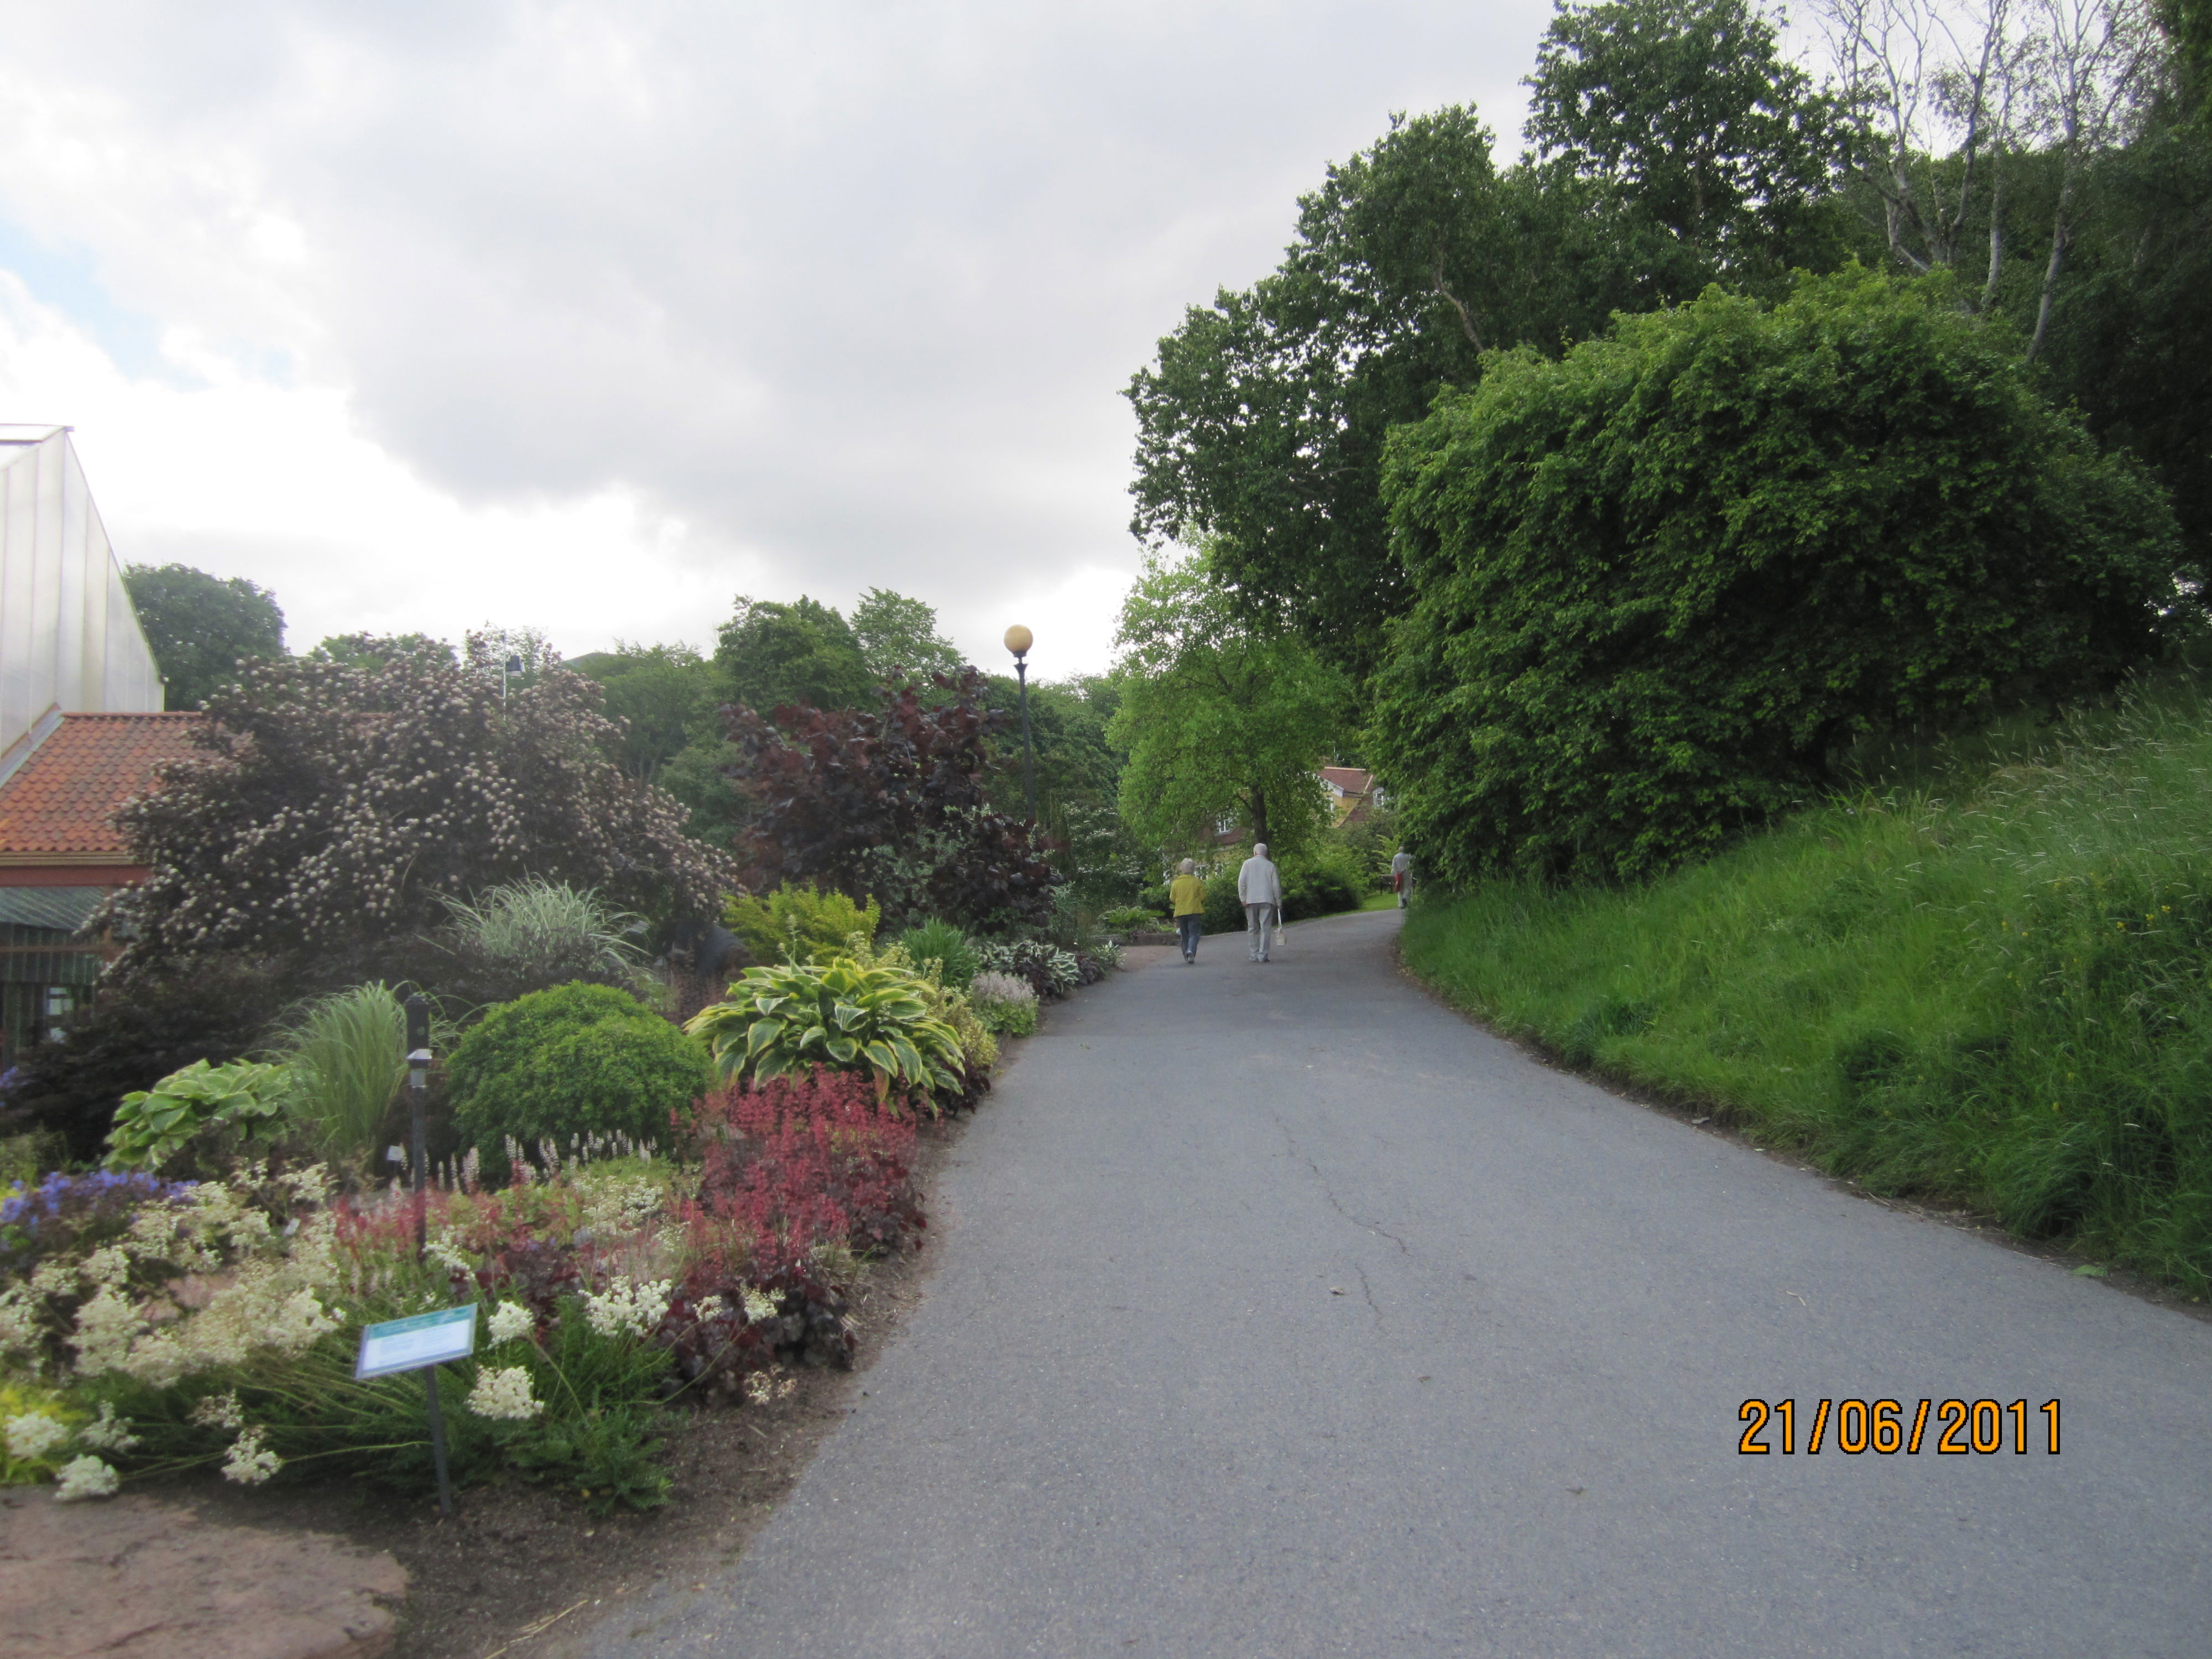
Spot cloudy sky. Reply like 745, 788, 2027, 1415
0, 1, 1561, 679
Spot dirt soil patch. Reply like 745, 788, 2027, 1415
120, 1109, 968, 1659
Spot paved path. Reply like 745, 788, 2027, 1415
587, 909, 2212, 1657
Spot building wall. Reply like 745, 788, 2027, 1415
0, 426, 165, 759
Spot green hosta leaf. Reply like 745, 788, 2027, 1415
831, 1001, 864, 1031
745, 1018, 786, 1057
825, 1036, 859, 1064
862, 1040, 898, 1074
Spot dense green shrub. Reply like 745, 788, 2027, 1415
723, 884, 881, 966
1398, 681, 2212, 1292
1201, 869, 1246, 935
448, 983, 711, 1171
1280, 846, 1366, 918
1374, 267, 2189, 884
895, 919, 979, 989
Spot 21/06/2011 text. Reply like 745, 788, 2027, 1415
1738, 1398, 2059, 1455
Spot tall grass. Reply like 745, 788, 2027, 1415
274, 984, 409, 1163
439, 878, 646, 980
1401, 682, 2212, 1293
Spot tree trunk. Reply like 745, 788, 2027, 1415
2027, 160, 2078, 365
1248, 785, 1270, 851
1981, 155, 2006, 314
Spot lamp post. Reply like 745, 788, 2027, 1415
1004, 624, 1036, 823
500, 655, 523, 705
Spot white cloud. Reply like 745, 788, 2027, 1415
0, 1, 1556, 674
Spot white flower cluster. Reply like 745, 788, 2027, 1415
4, 1411, 70, 1460
53, 1455, 119, 1501
189, 1391, 246, 1430
487, 1301, 536, 1345
741, 1287, 778, 1324
77, 1402, 139, 1453
466, 1365, 542, 1421
221, 1427, 282, 1485
582, 1276, 672, 1340
743, 1370, 797, 1406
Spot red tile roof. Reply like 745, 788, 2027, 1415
0, 713, 203, 861
1318, 766, 1373, 796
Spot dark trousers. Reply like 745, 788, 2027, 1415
1176, 915, 1202, 957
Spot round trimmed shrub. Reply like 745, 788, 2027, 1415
448, 982, 711, 1171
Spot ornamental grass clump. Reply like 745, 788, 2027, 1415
271, 983, 410, 1167
895, 919, 979, 989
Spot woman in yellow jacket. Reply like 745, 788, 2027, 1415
1168, 858, 1207, 965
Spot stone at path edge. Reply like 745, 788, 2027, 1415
0, 1489, 407, 1659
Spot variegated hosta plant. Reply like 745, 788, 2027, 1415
684, 958, 965, 1108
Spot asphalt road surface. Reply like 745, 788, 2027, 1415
584, 907, 2212, 1657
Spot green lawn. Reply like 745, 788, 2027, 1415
1400, 682, 2212, 1295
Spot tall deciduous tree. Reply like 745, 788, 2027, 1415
851, 588, 966, 682
121, 564, 286, 710
715, 596, 873, 713
1372, 268, 2186, 885
1526, 0, 1857, 290
105, 637, 735, 978
1107, 547, 1350, 858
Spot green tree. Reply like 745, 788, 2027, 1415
1128, 109, 1541, 679
1108, 547, 1351, 857
1371, 268, 2187, 885
572, 643, 713, 783
122, 564, 286, 709
309, 633, 458, 671
851, 588, 966, 682
715, 596, 872, 713
1129, 3, 1856, 679
1526, 0, 1855, 293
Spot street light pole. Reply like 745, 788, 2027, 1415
1004, 625, 1036, 823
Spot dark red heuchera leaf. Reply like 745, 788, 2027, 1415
718, 667, 1057, 931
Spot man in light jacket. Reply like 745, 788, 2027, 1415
1238, 842, 1284, 963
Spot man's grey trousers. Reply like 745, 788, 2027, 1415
1244, 902, 1277, 960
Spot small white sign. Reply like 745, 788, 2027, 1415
355, 1305, 478, 1380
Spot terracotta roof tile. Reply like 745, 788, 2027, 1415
0, 713, 203, 858
1318, 766, 1373, 796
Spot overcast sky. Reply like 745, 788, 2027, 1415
0, 1, 1562, 679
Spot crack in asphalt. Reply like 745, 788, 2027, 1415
1271, 1112, 1413, 1260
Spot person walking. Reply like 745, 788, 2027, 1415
1168, 858, 1207, 965
1238, 842, 1283, 963
1391, 847, 1413, 909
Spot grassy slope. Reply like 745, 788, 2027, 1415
1401, 685, 2212, 1293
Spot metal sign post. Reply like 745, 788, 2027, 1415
405, 993, 431, 1254
356, 1304, 477, 1519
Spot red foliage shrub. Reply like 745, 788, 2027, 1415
680, 1071, 921, 1274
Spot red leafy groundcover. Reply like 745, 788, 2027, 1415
661, 1070, 925, 1392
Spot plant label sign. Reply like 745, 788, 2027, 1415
355, 1305, 478, 1380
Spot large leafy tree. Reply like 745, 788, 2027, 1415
1128, 1, 1854, 679
105, 637, 736, 978
720, 668, 1056, 932
121, 564, 286, 710
716, 596, 873, 713
1107, 547, 1350, 858
1371, 268, 2187, 885
572, 643, 715, 783
1526, 0, 1855, 294
851, 588, 966, 682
